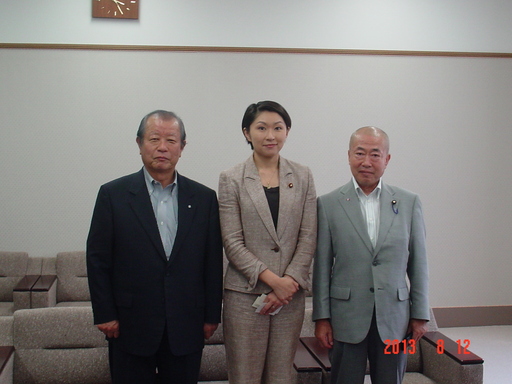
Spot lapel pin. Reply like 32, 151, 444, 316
392, 200, 398, 214
188, 205, 192, 209
288, 183, 293, 188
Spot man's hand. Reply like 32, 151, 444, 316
407, 319, 428, 342
97, 320, 120, 338
204, 323, 219, 340
315, 319, 334, 349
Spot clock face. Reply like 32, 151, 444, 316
92, 0, 139, 19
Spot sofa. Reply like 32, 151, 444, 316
0, 252, 484, 383
0, 252, 43, 347
0, 302, 484, 384
0, 305, 322, 384
298, 306, 484, 384
1, 306, 109, 384
31, 251, 91, 308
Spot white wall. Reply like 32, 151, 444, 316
2, 0, 512, 53
1, 1, 512, 309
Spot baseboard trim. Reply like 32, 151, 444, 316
433, 306, 512, 327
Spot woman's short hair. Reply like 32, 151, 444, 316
241, 101, 291, 148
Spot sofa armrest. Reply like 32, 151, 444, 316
31, 275, 57, 291
422, 331, 483, 365
13, 275, 40, 311
420, 332, 484, 384
0, 346, 14, 383
30, 275, 57, 308
294, 340, 323, 384
301, 333, 484, 367
294, 340, 323, 372
13, 275, 40, 292
301, 333, 484, 384
300, 337, 331, 371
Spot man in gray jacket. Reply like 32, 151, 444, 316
313, 126, 429, 384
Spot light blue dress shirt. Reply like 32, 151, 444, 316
143, 168, 179, 258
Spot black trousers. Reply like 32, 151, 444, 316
329, 311, 407, 384
109, 327, 203, 384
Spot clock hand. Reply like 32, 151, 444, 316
111, 0, 125, 14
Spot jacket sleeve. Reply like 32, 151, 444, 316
407, 195, 430, 320
86, 185, 118, 325
203, 189, 224, 324
218, 170, 268, 290
312, 195, 335, 321
284, 167, 317, 290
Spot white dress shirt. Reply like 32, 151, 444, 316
353, 177, 382, 248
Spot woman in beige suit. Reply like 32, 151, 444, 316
218, 101, 317, 384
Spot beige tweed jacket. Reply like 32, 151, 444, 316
218, 156, 317, 294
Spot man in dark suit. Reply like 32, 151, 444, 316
87, 110, 223, 384
313, 126, 429, 384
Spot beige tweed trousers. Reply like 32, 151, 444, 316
223, 289, 305, 384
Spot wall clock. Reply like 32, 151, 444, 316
92, 0, 139, 19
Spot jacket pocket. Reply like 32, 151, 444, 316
330, 286, 351, 300
397, 287, 409, 301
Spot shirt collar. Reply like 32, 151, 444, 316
352, 176, 382, 199
143, 167, 178, 196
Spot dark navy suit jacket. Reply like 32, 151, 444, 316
87, 169, 223, 356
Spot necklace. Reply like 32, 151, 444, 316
262, 168, 278, 189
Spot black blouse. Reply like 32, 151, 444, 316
264, 186, 279, 229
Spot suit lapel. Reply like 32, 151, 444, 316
168, 173, 196, 265
374, 183, 397, 256
337, 182, 374, 254
128, 169, 167, 262
244, 157, 279, 244
276, 159, 295, 239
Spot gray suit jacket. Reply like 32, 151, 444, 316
218, 156, 317, 294
312, 181, 429, 344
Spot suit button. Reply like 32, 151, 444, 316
370, 287, 375, 293
372, 261, 379, 266
272, 246, 280, 252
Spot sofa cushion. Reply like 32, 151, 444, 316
55, 301, 92, 308
56, 252, 90, 303
0, 303, 14, 317
14, 348, 110, 384
13, 307, 109, 384
0, 252, 29, 302
14, 307, 105, 349
0, 315, 14, 346
199, 344, 228, 381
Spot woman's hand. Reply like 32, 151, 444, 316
272, 275, 299, 304
259, 292, 283, 316
259, 270, 299, 304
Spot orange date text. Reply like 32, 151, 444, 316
383, 339, 416, 354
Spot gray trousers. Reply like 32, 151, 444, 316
223, 289, 305, 384
329, 311, 407, 384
